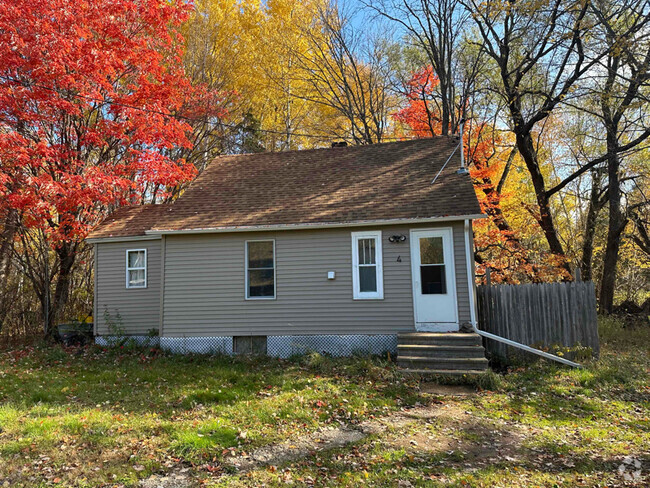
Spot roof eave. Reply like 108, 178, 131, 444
86, 234, 162, 244
144, 214, 487, 237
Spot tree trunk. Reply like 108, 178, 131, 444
599, 131, 627, 313
0, 210, 16, 284
47, 242, 77, 337
505, 96, 567, 263
631, 213, 650, 257
0, 210, 17, 331
581, 172, 604, 282
439, 77, 450, 136
515, 131, 568, 265
479, 181, 521, 244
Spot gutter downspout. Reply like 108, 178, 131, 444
463, 219, 582, 369
465, 220, 478, 329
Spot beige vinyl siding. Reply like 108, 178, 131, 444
95, 240, 162, 335
453, 223, 471, 324
161, 222, 472, 337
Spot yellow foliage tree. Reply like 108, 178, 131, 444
183, 0, 341, 151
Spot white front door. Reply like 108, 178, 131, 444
410, 228, 458, 331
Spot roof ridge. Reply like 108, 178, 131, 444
212, 136, 457, 161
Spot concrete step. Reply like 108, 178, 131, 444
398, 332, 482, 346
400, 368, 487, 376
397, 344, 486, 358
397, 356, 489, 371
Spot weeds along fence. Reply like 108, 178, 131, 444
476, 280, 600, 362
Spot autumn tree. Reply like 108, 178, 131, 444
0, 0, 223, 333
563, 0, 650, 312
183, 0, 341, 150
458, 0, 606, 269
365, 0, 479, 136
291, 4, 397, 144
392, 66, 444, 136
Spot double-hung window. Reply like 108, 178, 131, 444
126, 249, 147, 289
351, 231, 383, 299
246, 240, 276, 299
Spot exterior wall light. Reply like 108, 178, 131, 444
388, 234, 407, 243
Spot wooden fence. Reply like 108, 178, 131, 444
476, 280, 600, 361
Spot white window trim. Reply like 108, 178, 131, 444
351, 231, 384, 300
245, 239, 276, 300
126, 249, 147, 289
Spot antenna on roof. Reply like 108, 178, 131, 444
431, 142, 459, 185
431, 117, 467, 184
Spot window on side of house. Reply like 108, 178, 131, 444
126, 249, 147, 289
246, 240, 275, 299
351, 231, 383, 299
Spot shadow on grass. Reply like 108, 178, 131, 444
0, 344, 419, 416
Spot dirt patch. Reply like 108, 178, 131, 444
226, 426, 366, 471
227, 403, 466, 472
389, 428, 452, 454
140, 469, 195, 488
222, 401, 543, 477
383, 402, 536, 466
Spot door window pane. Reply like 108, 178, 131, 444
420, 265, 446, 294
359, 266, 377, 292
419, 237, 444, 264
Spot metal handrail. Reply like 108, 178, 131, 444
472, 326, 582, 368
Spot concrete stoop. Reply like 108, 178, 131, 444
397, 332, 488, 376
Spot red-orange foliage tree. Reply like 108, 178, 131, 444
393, 66, 443, 137
0, 0, 225, 332
394, 66, 568, 283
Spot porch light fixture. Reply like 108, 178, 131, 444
388, 234, 407, 243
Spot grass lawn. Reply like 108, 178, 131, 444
0, 316, 648, 487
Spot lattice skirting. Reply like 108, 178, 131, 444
95, 335, 160, 348
95, 334, 396, 357
159, 336, 234, 354
267, 334, 397, 358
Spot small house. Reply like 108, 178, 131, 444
87, 137, 488, 373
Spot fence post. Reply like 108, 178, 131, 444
486, 267, 491, 287
575, 267, 582, 282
